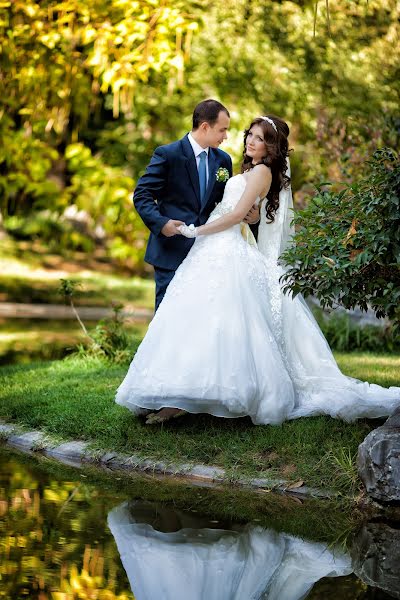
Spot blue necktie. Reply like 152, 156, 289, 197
198, 150, 207, 204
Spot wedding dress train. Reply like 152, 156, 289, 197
115, 174, 400, 424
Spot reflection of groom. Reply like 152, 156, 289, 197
134, 99, 259, 310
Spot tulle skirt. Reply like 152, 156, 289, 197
116, 224, 400, 424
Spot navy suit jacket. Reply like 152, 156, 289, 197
134, 134, 233, 270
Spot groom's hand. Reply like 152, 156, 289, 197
243, 204, 260, 225
161, 219, 185, 237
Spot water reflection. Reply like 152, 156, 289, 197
108, 500, 352, 600
0, 450, 135, 599
1, 447, 399, 600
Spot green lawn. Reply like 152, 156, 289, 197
1, 352, 398, 496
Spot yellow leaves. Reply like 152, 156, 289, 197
19, 2, 39, 18
342, 218, 358, 247
44, 488, 69, 503
38, 32, 62, 49
58, 561, 132, 599
82, 27, 98, 45
169, 53, 184, 70
2, 0, 200, 124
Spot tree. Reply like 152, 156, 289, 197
1, 0, 399, 271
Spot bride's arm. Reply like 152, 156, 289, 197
185, 165, 271, 237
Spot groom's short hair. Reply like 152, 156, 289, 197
192, 99, 229, 129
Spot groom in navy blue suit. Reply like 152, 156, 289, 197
134, 99, 258, 310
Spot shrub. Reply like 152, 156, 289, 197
282, 148, 400, 331
312, 309, 400, 353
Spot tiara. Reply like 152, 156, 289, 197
258, 116, 277, 133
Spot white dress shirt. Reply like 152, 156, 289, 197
188, 132, 209, 184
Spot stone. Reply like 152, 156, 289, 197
7, 431, 46, 450
99, 452, 120, 464
352, 521, 400, 599
0, 423, 17, 437
357, 407, 400, 503
46, 440, 88, 462
186, 465, 225, 481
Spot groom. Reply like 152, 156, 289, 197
134, 99, 259, 310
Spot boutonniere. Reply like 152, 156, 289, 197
215, 167, 230, 183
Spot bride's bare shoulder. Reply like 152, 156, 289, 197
245, 164, 272, 185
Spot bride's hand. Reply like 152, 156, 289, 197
178, 224, 198, 238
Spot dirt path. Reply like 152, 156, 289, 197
0, 302, 153, 321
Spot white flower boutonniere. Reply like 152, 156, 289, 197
216, 167, 230, 183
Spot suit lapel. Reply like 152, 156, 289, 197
181, 135, 201, 206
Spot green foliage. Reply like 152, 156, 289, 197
58, 278, 137, 362
313, 310, 400, 353
59, 278, 81, 301
0, 0, 399, 268
64, 143, 147, 267
0, 117, 60, 215
282, 148, 400, 328
76, 303, 138, 363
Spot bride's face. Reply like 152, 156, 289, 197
245, 125, 267, 164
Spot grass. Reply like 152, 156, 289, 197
1, 351, 399, 496
335, 351, 400, 387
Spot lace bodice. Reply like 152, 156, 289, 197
209, 174, 259, 220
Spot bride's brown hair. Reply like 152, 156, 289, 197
241, 115, 290, 223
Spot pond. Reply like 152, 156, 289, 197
1, 446, 399, 599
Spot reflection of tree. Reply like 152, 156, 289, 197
0, 456, 135, 599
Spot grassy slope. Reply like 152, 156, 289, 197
1, 352, 399, 495
0, 239, 154, 308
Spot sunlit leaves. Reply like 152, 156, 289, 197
0, 0, 399, 271
0, 0, 198, 125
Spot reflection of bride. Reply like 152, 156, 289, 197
107, 500, 352, 600
115, 115, 400, 425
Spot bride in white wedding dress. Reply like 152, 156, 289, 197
115, 115, 400, 424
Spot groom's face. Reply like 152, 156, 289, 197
204, 111, 230, 148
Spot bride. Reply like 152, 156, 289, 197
115, 115, 400, 425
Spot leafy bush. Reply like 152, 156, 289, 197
4, 211, 95, 253
59, 279, 137, 363
282, 148, 400, 330
84, 303, 136, 363
313, 309, 400, 353
64, 143, 147, 270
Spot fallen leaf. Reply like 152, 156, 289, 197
286, 480, 304, 489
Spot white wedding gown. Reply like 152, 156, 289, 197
116, 174, 400, 424
108, 501, 352, 600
